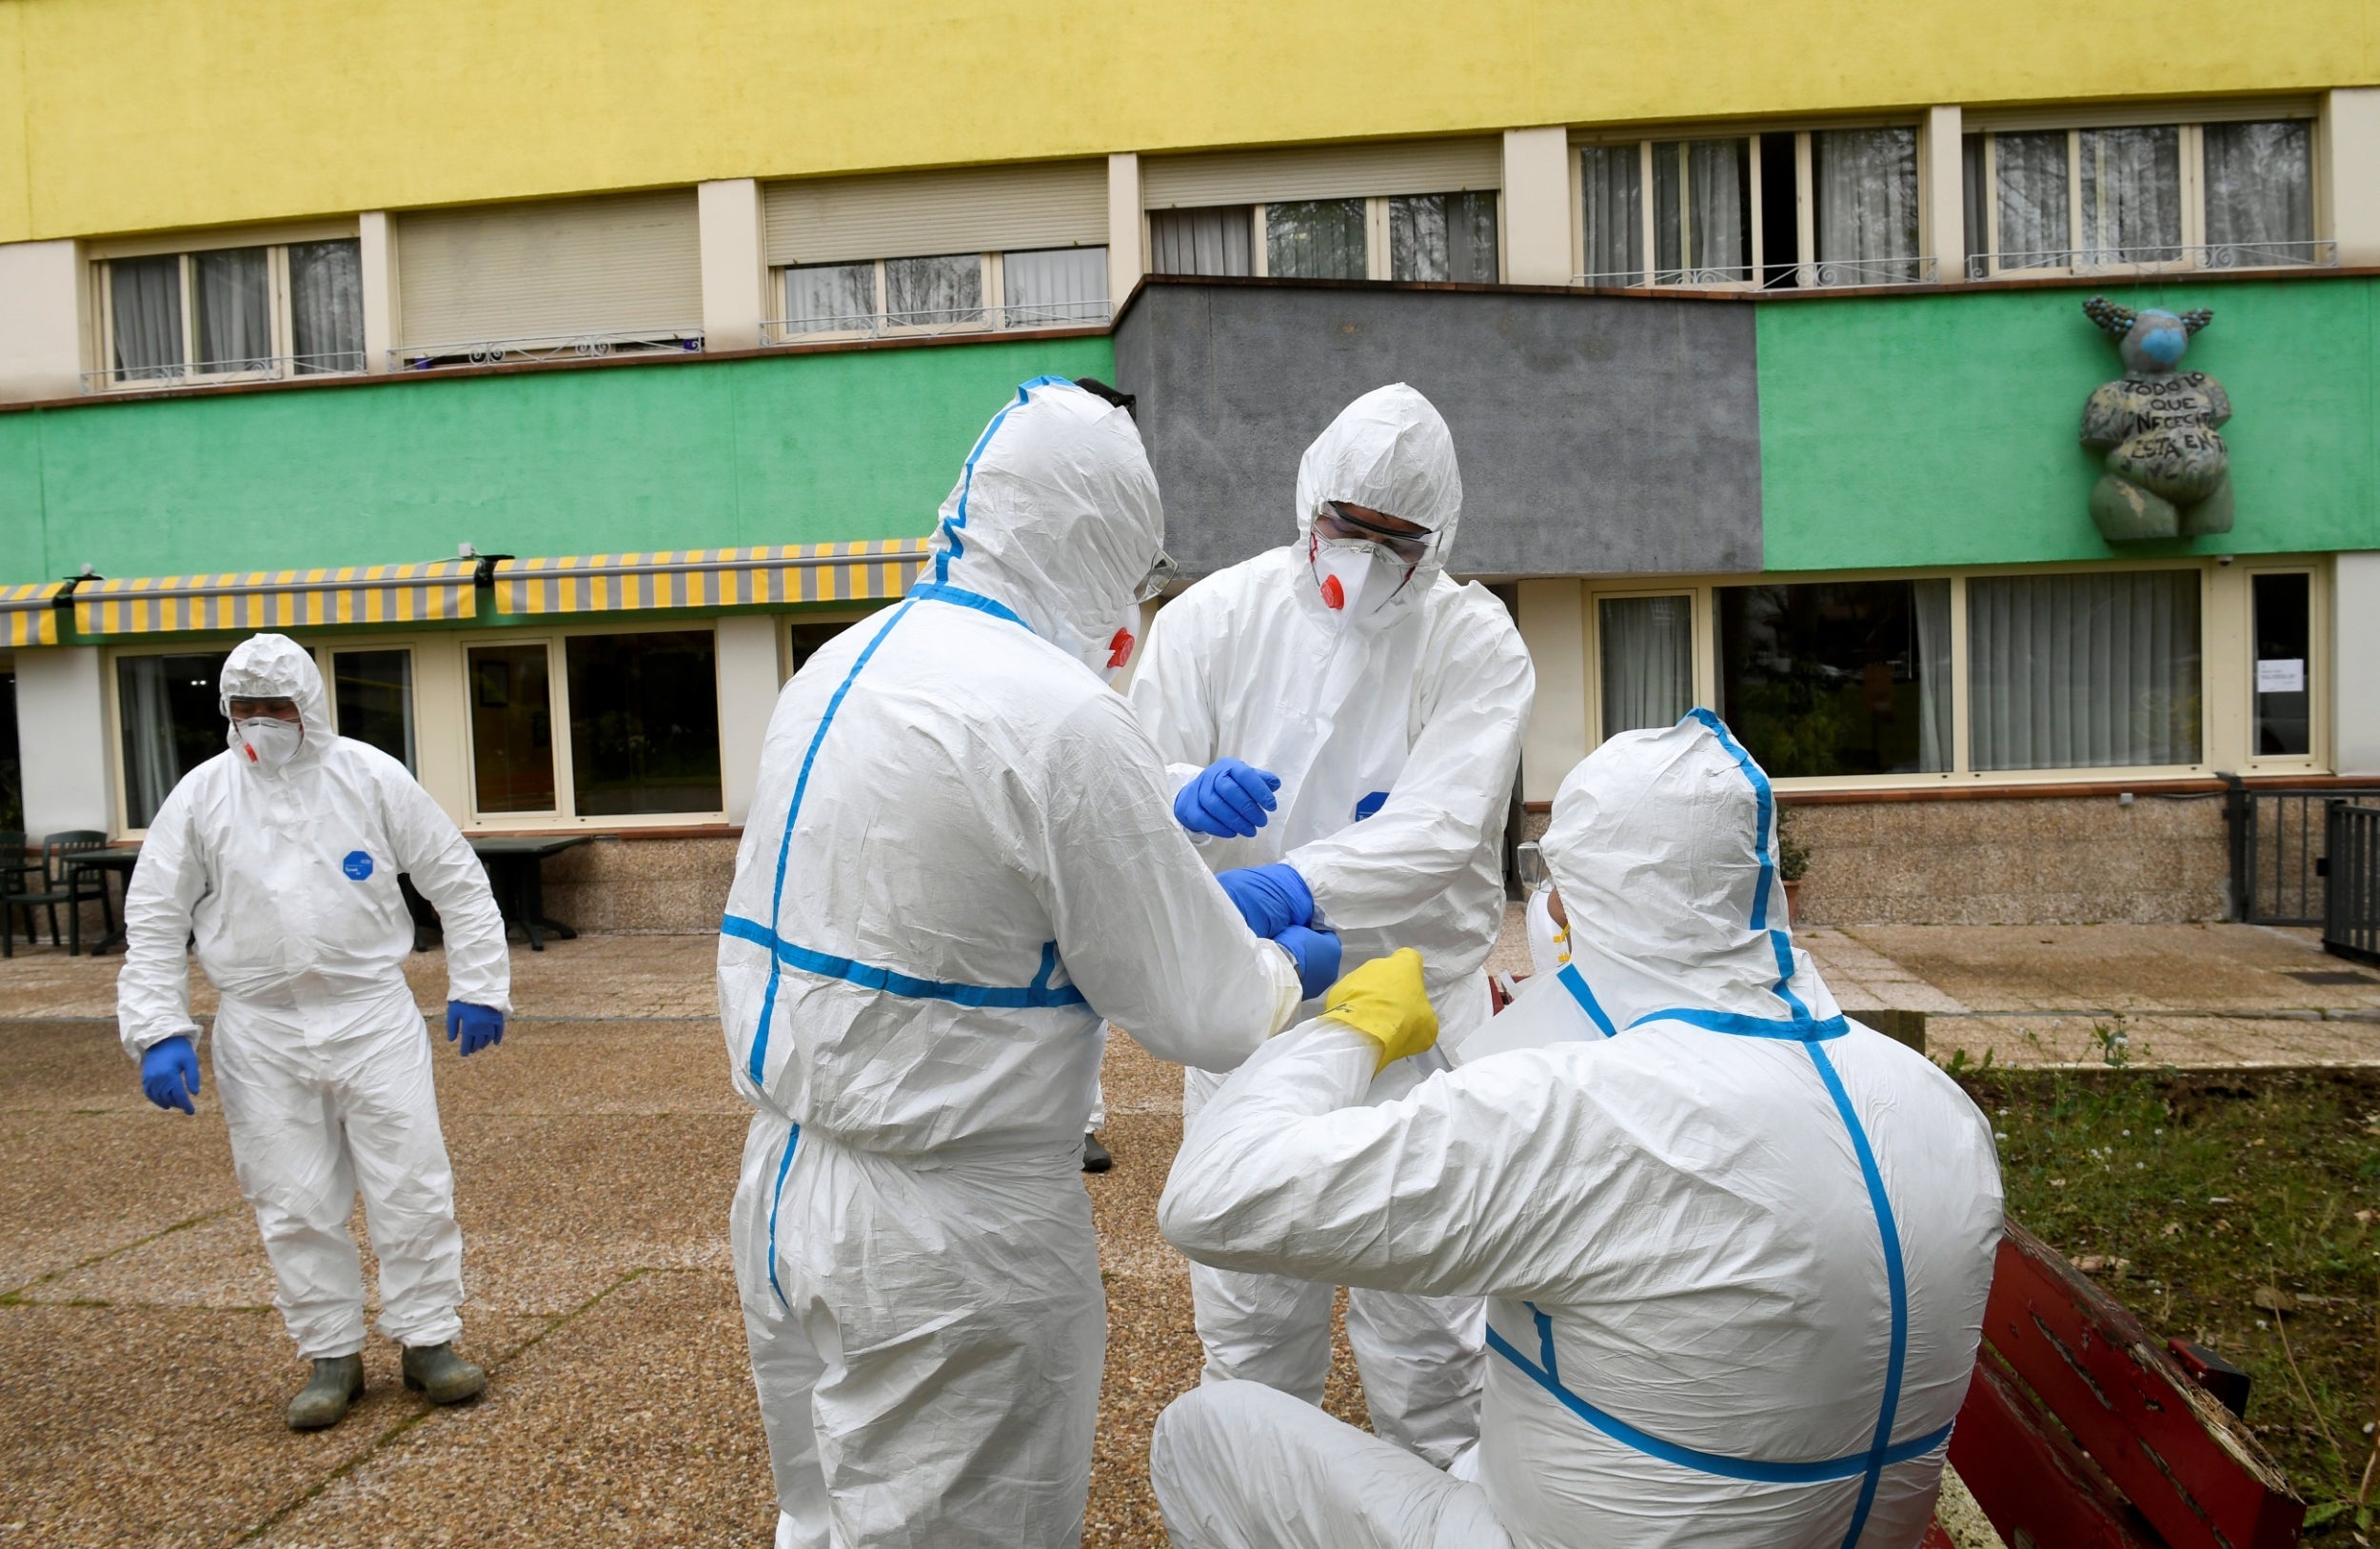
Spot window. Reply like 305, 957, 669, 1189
776, 248, 1106, 339
97, 239, 365, 388
2251, 572, 2311, 758
564, 631, 722, 816
331, 649, 416, 772
117, 651, 232, 828
1598, 595, 1696, 737
1579, 129, 1924, 289
1153, 193, 1499, 283
466, 631, 726, 822
1968, 570, 2201, 770
1962, 117, 2319, 276
469, 644, 557, 814
1717, 580, 1954, 778
788, 621, 851, 679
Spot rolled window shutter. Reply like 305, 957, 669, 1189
396, 189, 703, 348
1141, 139, 1501, 209
765, 162, 1106, 267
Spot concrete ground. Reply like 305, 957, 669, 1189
3, 918, 2374, 1546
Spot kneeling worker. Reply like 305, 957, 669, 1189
1152, 710, 2003, 1548
121, 633, 511, 1432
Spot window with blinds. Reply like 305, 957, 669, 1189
1142, 140, 1502, 284
394, 189, 704, 365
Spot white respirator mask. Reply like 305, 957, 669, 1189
1309, 537, 1417, 631
228, 717, 304, 774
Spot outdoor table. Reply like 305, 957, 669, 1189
467, 834, 590, 951
63, 844, 141, 956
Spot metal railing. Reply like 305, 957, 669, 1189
391, 328, 704, 371
760, 298, 1110, 348
1965, 239, 2338, 281
2325, 802, 2380, 965
82, 351, 367, 393
2224, 778, 2380, 925
1575, 256, 1939, 290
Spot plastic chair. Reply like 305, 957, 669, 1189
11, 831, 110, 955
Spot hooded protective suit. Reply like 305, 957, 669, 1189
1151, 712, 2003, 1549
1126, 383, 1533, 1465
117, 633, 509, 1360
720, 377, 1306, 1549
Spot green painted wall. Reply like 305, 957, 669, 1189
0, 335, 1114, 585
1756, 276, 2380, 572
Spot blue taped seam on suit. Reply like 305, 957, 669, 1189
724, 914, 1087, 1009
766, 1122, 801, 1307
1555, 963, 1617, 1038
935, 375, 1070, 586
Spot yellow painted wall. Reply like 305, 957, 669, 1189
6, 0, 2376, 243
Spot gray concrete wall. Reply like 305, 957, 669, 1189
1113, 278, 1763, 579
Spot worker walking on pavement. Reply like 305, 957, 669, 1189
1127, 382, 1535, 1467
720, 377, 1332, 1549
120, 632, 511, 1432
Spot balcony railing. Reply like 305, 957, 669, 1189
1965, 239, 2339, 281
392, 328, 704, 371
82, 351, 368, 394
760, 298, 1110, 348
1576, 256, 1940, 290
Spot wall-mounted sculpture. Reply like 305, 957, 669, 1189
2078, 297, 2232, 541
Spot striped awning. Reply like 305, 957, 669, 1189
71, 562, 480, 637
492, 539, 931, 615
1, 583, 65, 647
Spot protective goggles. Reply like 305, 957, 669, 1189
1315, 501, 1435, 566
1135, 550, 1180, 603
1515, 840, 1550, 893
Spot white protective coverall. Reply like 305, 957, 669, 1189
1152, 711, 2003, 1549
1127, 383, 1534, 1465
720, 377, 1306, 1549
117, 633, 510, 1360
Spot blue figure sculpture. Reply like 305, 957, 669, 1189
2079, 296, 2232, 541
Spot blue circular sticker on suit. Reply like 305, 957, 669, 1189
342, 850, 374, 881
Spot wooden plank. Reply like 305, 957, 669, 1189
1983, 1221, 2305, 1549
1950, 1355, 2161, 1549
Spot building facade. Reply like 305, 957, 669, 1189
2, 1, 2375, 927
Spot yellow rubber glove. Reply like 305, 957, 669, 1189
1320, 948, 1439, 1071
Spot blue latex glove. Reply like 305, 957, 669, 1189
141, 1036, 201, 1114
1175, 758, 1281, 839
446, 1002, 506, 1057
1216, 864, 1315, 939
1274, 925, 1342, 1002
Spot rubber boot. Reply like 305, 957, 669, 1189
401, 1341, 487, 1404
1082, 1133, 1113, 1173
287, 1354, 365, 1431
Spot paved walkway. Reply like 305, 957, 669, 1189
4, 920, 2374, 1545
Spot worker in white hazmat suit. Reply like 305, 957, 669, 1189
1151, 710, 2004, 1549
119, 632, 511, 1432
1126, 382, 1534, 1466
720, 377, 1328, 1549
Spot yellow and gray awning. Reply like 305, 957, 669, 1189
492, 539, 931, 615
71, 562, 480, 637
1, 583, 65, 646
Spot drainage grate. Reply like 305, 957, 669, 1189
2286, 969, 2378, 986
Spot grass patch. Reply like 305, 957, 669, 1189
1954, 1064, 2380, 1534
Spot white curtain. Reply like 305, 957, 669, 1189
1579, 146, 1642, 284
1913, 580, 1954, 774
1654, 140, 1748, 283
783, 263, 877, 333
1389, 192, 1497, 283
1598, 596, 1695, 737
110, 254, 184, 381
2078, 127, 2181, 265
1969, 570, 2202, 771
1993, 130, 2070, 268
288, 239, 365, 373
117, 656, 181, 829
2204, 120, 2313, 265
1813, 129, 1921, 283
1002, 247, 1108, 326
1150, 208, 1254, 276
194, 246, 271, 371
1265, 198, 1366, 281
884, 253, 982, 326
